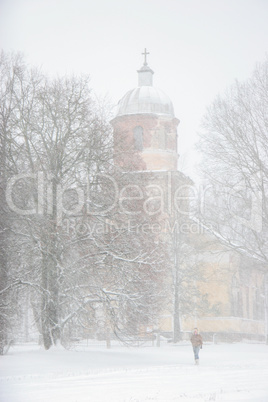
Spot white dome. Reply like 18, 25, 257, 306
115, 86, 175, 118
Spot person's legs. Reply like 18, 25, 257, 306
193, 346, 200, 364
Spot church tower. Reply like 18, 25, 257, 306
111, 49, 179, 171
110, 51, 266, 343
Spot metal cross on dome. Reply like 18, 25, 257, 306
142, 48, 150, 66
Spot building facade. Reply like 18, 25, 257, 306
111, 51, 266, 342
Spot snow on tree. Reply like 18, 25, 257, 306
197, 56, 268, 342
0, 51, 169, 350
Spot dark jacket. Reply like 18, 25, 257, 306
190, 333, 203, 347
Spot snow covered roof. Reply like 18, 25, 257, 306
115, 86, 175, 118
114, 55, 175, 118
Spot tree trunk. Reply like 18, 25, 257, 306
106, 328, 111, 349
265, 273, 268, 345
173, 282, 181, 342
41, 185, 61, 350
0, 126, 9, 353
0, 253, 8, 354
41, 252, 61, 349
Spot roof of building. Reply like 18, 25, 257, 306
115, 86, 175, 118
114, 50, 175, 118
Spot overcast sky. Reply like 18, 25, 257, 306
1, 0, 268, 177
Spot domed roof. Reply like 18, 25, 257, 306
115, 86, 175, 118
114, 51, 175, 119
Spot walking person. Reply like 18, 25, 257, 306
190, 328, 203, 365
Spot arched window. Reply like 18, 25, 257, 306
133, 126, 143, 151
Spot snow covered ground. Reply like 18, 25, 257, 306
1, 341, 268, 402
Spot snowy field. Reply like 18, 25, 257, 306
1, 342, 268, 402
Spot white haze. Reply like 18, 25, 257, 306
0, 0, 268, 178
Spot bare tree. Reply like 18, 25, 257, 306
0, 51, 28, 353
0, 51, 170, 350
197, 56, 268, 341
0, 52, 115, 349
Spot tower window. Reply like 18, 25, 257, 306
154, 127, 166, 149
133, 126, 143, 151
